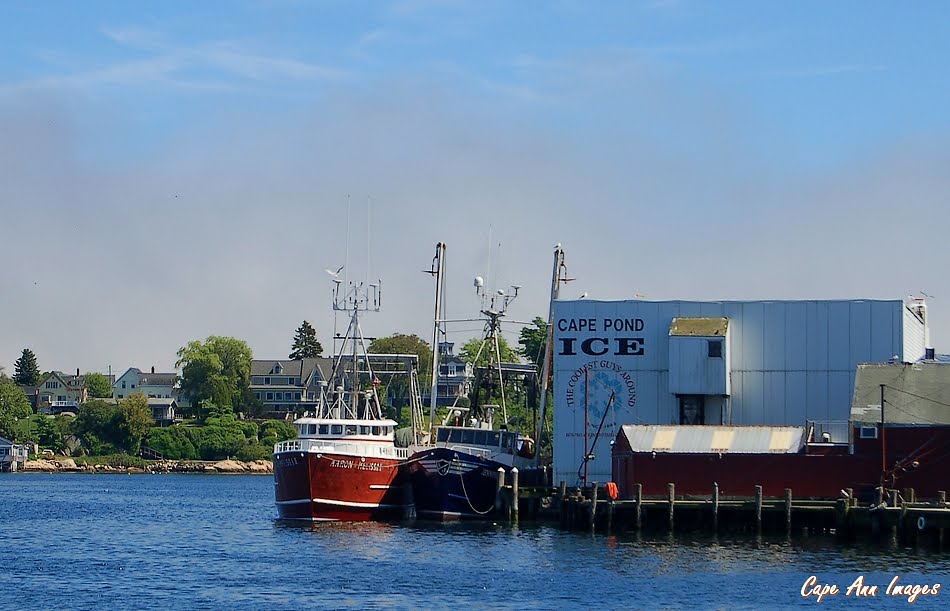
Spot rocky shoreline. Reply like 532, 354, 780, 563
23, 458, 273, 474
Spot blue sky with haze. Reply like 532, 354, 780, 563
2, 1, 948, 374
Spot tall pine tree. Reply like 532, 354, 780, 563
289, 321, 323, 359
13, 348, 42, 386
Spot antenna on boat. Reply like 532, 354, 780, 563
535, 243, 571, 464
469, 262, 521, 426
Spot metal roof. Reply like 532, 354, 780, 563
619, 424, 804, 454
146, 397, 177, 407
669, 317, 729, 337
851, 361, 950, 425
251, 358, 331, 379
138, 373, 177, 386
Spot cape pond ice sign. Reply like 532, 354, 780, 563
553, 300, 647, 486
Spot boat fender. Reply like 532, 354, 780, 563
918, 516, 927, 531
605, 482, 619, 501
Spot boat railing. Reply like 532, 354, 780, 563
436, 443, 495, 459
805, 420, 851, 444
274, 439, 410, 459
275, 440, 301, 453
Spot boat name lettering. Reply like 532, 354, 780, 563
330, 458, 383, 472
275, 456, 300, 468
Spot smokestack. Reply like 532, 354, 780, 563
77, 368, 80, 377
151, 366, 155, 374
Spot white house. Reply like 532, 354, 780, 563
0, 436, 29, 472
113, 367, 179, 400
37, 370, 87, 413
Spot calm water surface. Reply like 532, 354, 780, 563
1, 474, 948, 610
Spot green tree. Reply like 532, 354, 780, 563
36, 416, 59, 448
84, 372, 113, 398
71, 399, 120, 455
517, 317, 548, 368
176, 336, 253, 420
117, 393, 153, 453
146, 427, 197, 460
260, 419, 296, 444
289, 320, 323, 359
0, 378, 33, 440
13, 348, 42, 386
459, 335, 530, 430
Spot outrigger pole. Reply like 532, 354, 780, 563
427, 242, 446, 439
535, 244, 570, 465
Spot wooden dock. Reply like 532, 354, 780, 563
496, 476, 950, 550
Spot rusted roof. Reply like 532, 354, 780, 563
669, 317, 729, 337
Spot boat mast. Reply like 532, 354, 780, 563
427, 242, 446, 437
477, 280, 519, 426
330, 278, 382, 420
535, 244, 569, 463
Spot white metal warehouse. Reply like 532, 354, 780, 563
551, 298, 930, 486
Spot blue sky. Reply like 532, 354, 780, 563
1, 1, 948, 374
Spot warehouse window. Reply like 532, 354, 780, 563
708, 340, 722, 358
859, 426, 878, 439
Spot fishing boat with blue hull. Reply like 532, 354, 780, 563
408, 242, 542, 520
409, 419, 535, 519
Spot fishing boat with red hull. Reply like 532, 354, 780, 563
273, 279, 409, 521
274, 417, 406, 521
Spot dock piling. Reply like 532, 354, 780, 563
754, 485, 763, 533
590, 482, 599, 530
667, 483, 675, 532
712, 482, 719, 533
785, 488, 793, 533
511, 467, 520, 521
495, 467, 506, 513
635, 483, 643, 531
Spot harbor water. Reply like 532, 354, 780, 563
1, 473, 947, 609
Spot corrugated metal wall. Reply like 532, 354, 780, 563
668, 335, 730, 395
553, 298, 926, 486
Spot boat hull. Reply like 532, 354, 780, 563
408, 447, 505, 520
274, 451, 405, 521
